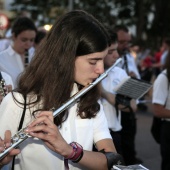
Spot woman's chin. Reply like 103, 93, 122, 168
75, 80, 92, 86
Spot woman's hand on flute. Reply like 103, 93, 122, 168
25, 111, 72, 158
0, 130, 20, 167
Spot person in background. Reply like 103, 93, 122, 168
151, 37, 170, 78
114, 25, 140, 79
28, 29, 47, 56
160, 37, 170, 68
34, 30, 46, 48
114, 25, 143, 165
0, 10, 124, 170
100, 29, 136, 155
139, 52, 154, 82
152, 51, 170, 170
0, 17, 37, 88
151, 47, 163, 77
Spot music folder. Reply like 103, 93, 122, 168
113, 77, 152, 100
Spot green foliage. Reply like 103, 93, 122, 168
10, 0, 170, 49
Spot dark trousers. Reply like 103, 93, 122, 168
109, 130, 122, 155
160, 121, 170, 170
121, 111, 137, 165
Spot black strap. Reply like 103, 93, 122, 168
123, 55, 129, 74
115, 98, 120, 118
18, 95, 27, 131
12, 95, 27, 170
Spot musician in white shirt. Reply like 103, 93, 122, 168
114, 25, 142, 165
100, 30, 136, 154
152, 53, 170, 170
0, 17, 37, 88
114, 25, 140, 79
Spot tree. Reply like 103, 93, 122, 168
10, 0, 170, 49
10, 0, 68, 25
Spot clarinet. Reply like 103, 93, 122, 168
24, 49, 29, 67
0, 58, 122, 160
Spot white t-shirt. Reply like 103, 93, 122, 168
0, 39, 12, 52
0, 84, 111, 170
152, 70, 170, 121
101, 67, 128, 131
0, 46, 33, 88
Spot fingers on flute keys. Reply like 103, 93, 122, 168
0, 137, 5, 152
0, 130, 11, 153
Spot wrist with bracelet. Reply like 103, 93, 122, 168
65, 142, 84, 163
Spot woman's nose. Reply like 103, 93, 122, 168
96, 62, 104, 74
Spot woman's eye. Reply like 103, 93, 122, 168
108, 52, 113, 54
89, 61, 97, 65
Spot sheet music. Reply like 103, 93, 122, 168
113, 77, 152, 100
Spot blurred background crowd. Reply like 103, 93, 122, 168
1, 1, 170, 170
1, 0, 170, 85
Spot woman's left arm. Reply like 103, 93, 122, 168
77, 138, 116, 170
26, 111, 120, 170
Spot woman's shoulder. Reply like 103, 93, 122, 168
1, 92, 24, 106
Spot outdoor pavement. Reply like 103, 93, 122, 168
135, 100, 161, 170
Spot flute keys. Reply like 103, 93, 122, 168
19, 132, 27, 139
12, 134, 19, 143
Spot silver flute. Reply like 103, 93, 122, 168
0, 58, 122, 160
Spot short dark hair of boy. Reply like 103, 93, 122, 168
12, 17, 37, 37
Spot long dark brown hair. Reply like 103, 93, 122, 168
13, 10, 110, 126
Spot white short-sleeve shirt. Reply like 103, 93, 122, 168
0, 84, 111, 170
0, 46, 33, 88
101, 66, 128, 131
152, 70, 170, 121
